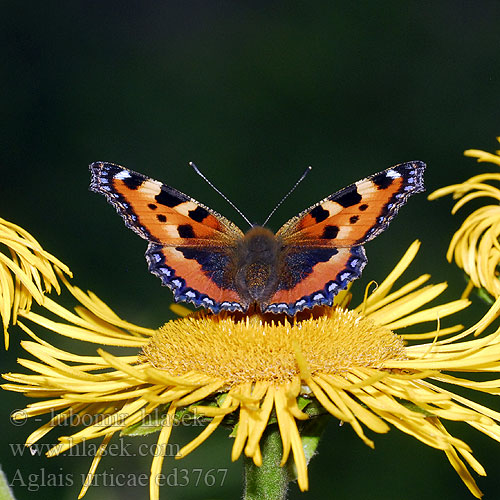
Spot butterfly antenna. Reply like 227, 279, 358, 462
189, 162, 253, 227
262, 166, 312, 227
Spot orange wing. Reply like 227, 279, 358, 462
90, 162, 245, 313
276, 161, 425, 247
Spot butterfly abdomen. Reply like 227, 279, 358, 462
234, 226, 280, 307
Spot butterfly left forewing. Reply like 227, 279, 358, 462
265, 161, 425, 314
90, 162, 244, 246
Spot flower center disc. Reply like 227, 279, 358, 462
142, 308, 405, 385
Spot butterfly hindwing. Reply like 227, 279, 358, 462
264, 246, 366, 314
146, 244, 244, 312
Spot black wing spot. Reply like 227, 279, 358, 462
322, 225, 339, 239
148, 203, 157, 210
349, 215, 359, 224
373, 174, 394, 190
122, 175, 143, 190
155, 189, 186, 208
189, 206, 210, 223
359, 204, 368, 211
178, 224, 196, 238
157, 214, 167, 223
336, 188, 362, 208
310, 205, 329, 223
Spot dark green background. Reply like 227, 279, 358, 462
2, 2, 500, 499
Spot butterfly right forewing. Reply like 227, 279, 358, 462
277, 161, 426, 247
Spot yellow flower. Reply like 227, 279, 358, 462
4, 216, 500, 499
0, 217, 71, 348
429, 137, 500, 299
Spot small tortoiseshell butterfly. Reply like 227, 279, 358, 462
89, 161, 425, 315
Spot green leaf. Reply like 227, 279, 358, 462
476, 287, 495, 305
287, 415, 330, 481
0, 465, 16, 500
399, 401, 436, 417
121, 405, 208, 436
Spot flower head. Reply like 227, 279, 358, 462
5, 220, 500, 499
0, 217, 71, 348
429, 137, 500, 299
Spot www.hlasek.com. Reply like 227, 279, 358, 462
10, 467, 228, 492
10, 439, 180, 458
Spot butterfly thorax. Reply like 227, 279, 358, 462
233, 226, 281, 308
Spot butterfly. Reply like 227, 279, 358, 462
89, 160, 425, 315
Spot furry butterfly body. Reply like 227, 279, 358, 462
89, 161, 425, 315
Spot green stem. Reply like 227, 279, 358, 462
243, 425, 289, 500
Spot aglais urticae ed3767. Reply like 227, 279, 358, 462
89, 161, 425, 315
